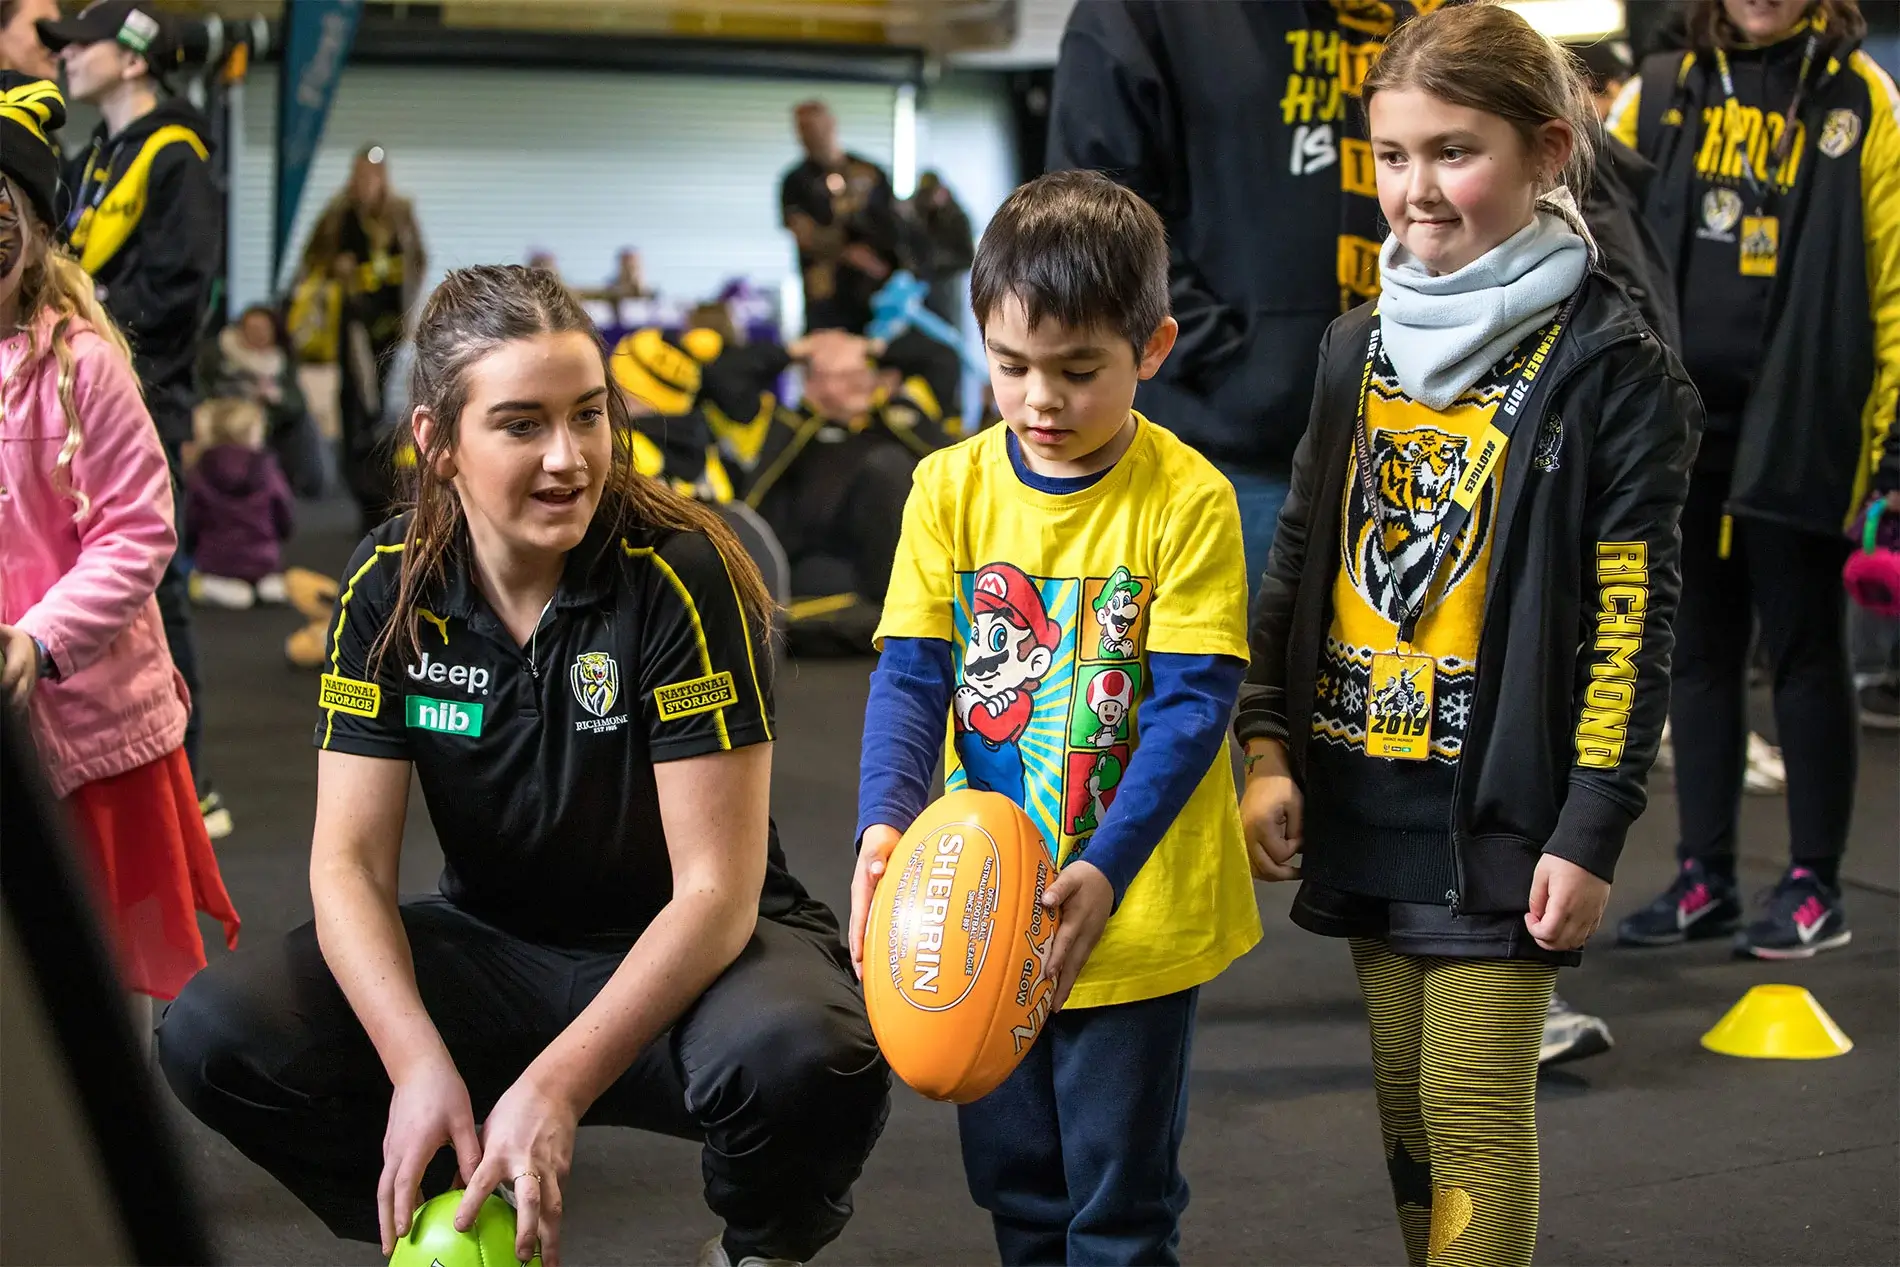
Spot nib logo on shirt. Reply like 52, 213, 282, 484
406, 696, 484, 737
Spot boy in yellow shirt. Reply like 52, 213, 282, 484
850, 169, 1265, 1266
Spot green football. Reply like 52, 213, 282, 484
387, 1190, 541, 1267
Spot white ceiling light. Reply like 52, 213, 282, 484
1501, 0, 1626, 39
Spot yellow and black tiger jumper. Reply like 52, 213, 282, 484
1296, 337, 1563, 1267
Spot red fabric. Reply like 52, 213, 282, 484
64, 747, 241, 1001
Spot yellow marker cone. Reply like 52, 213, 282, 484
1701, 984, 1853, 1060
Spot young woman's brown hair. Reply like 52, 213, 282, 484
1685, 0, 1866, 49
1362, 0, 1600, 196
369, 264, 775, 671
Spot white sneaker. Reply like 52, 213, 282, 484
1654, 721, 1673, 771
695, 1235, 802, 1267
191, 573, 255, 610
1539, 994, 1613, 1066
254, 573, 289, 604
1744, 731, 1786, 795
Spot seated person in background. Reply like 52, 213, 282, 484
198, 304, 324, 498
735, 330, 949, 618
185, 399, 296, 610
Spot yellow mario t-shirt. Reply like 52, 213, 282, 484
877, 413, 1262, 1009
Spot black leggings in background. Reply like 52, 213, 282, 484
156, 429, 204, 793
1670, 462, 1857, 876
157, 898, 891, 1263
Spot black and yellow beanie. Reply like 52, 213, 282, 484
611, 326, 725, 416
0, 74, 67, 226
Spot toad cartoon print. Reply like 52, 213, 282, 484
1083, 667, 1135, 748
953, 562, 1064, 803
1091, 566, 1144, 659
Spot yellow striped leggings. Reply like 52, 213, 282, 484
1349, 938, 1557, 1267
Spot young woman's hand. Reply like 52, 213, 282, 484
379, 1048, 482, 1258
0, 625, 41, 709
1524, 854, 1611, 951
1041, 859, 1113, 1011
849, 824, 902, 980
1240, 741, 1303, 882
455, 1071, 580, 1267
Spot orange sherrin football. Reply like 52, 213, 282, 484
864, 789, 1061, 1103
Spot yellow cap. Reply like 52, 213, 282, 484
1700, 984, 1853, 1060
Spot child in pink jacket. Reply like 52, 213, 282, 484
0, 76, 238, 1041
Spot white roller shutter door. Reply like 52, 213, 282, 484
227, 65, 896, 313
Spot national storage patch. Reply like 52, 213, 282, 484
319, 674, 381, 718
654, 671, 737, 720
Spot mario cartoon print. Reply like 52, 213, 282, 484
954, 562, 1064, 804
1091, 567, 1144, 660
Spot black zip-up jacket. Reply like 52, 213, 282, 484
1585, 137, 1683, 353
1235, 273, 1701, 911
1046, 1, 1434, 473
64, 98, 222, 444
1611, 34, 1900, 533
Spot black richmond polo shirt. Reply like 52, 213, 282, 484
313, 515, 825, 948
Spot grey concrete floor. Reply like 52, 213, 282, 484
169, 502, 1899, 1266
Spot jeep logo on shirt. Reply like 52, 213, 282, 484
406, 696, 484, 737
406, 652, 491, 694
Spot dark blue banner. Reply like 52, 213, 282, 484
274, 0, 363, 287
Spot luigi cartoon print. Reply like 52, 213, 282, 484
953, 562, 1064, 803
1092, 566, 1144, 659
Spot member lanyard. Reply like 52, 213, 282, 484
65, 134, 123, 236
1712, 27, 1819, 213
1351, 297, 1575, 646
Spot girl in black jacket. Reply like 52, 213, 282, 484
1609, 0, 1900, 959
1236, 7, 1698, 1263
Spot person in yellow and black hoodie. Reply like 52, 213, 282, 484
721, 329, 953, 653
1238, 9, 1698, 1263
297, 146, 427, 535
1607, 0, 1900, 959
39, 0, 227, 837
1047, 0, 1448, 597
609, 325, 738, 505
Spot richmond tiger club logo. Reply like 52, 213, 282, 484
1344, 425, 1490, 621
569, 651, 627, 734
1818, 108, 1863, 159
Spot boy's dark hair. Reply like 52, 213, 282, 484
970, 170, 1169, 359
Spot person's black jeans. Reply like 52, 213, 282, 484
1670, 460, 1857, 878
157, 897, 891, 1262
957, 987, 1199, 1267
154, 425, 204, 794
338, 318, 402, 535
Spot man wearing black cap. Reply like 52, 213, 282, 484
40, 0, 228, 838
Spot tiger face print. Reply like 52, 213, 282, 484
1344, 424, 1488, 622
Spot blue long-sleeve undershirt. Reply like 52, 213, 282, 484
856, 638, 1243, 906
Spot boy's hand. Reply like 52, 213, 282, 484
849, 824, 902, 980
1525, 854, 1611, 952
1240, 741, 1302, 882
1040, 860, 1112, 1012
